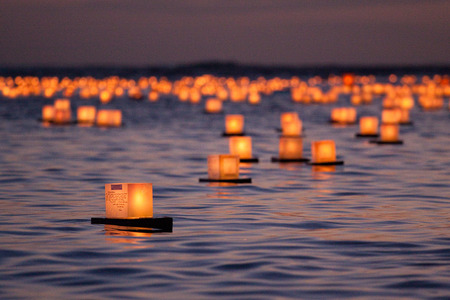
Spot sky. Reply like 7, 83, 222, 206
0, 0, 449, 67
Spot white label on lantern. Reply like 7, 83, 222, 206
105, 183, 129, 218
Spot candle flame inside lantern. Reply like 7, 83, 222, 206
380, 124, 399, 142
225, 114, 244, 135
312, 140, 336, 163
105, 183, 153, 219
279, 137, 303, 160
229, 136, 252, 159
207, 154, 239, 180
359, 116, 379, 135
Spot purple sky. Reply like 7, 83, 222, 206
1, 0, 449, 67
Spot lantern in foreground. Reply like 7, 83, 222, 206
77, 106, 97, 125
356, 116, 379, 137
229, 136, 252, 160
272, 137, 308, 162
224, 114, 244, 135
205, 98, 222, 113
42, 105, 55, 122
311, 140, 343, 165
96, 109, 122, 127
207, 154, 239, 180
105, 183, 153, 219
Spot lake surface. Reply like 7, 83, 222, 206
0, 71, 449, 299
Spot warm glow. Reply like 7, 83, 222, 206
205, 98, 222, 113
105, 183, 153, 219
312, 140, 336, 163
96, 109, 122, 127
279, 137, 303, 160
54, 98, 70, 110
359, 116, 379, 135
77, 106, 97, 124
280, 112, 299, 127
381, 109, 401, 124
331, 107, 356, 124
207, 154, 239, 180
380, 124, 399, 142
282, 118, 302, 136
229, 136, 252, 159
42, 105, 54, 122
225, 114, 244, 135
53, 109, 72, 124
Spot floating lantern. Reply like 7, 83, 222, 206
281, 118, 302, 137
105, 183, 153, 219
91, 183, 173, 232
99, 90, 113, 104
223, 114, 244, 136
199, 154, 251, 183
204, 98, 222, 113
370, 124, 403, 144
229, 136, 258, 162
96, 109, 122, 127
41, 105, 54, 122
356, 116, 379, 137
77, 106, 97, 125
330, 107, 356, 124
310, 140, 343, 165
53, 108, 72, 124
54, 98, 70, 110
381, 109, 401, 124
280, 112, 299, 127
399, 109, 412, 125
271, 137, 309, 162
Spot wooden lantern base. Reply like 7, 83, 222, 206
309, 160, 344, 166
271, 157, 310, 163
91, 217, 173, 232
240, 157, 259, 163
355, 133, 379, 138
199, 177, 252, 183
369, 140, 404, 145
222, 132, 246, 137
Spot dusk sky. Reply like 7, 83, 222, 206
1, 0, 449, 67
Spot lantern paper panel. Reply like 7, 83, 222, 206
77, 106, 97, 124
205, 98, 222, 113
105, 183, 153, 219
225, 115, 244, 135
279, 137, 303, 160
229, 136, 252, 159
359, 116, 379, 135
380, 124, 399, 142
208, 154, 239, 180
312, 140, 336, 163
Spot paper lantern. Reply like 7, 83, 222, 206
282, 118, 302, 136
359, 116, 378, 135
225, 114, 244, 135
96, 109, 122, 127
382, 109, 401, 124
99, 90, 113, 104
229, 136, 252, 159
54, 98, 71, 110
205, 98, 222, 113
105, 183, 153, 219
399, 109, 411, 124
279, 137, 304, 160
77, 106, 97, 124
207, 154, 239, 180
280, 112, 299, 128
380, 124, 399, 142
42, 105, 55, 122
331, 107, 356, 124
53, 108, 71, 124
311, 140, 336, 164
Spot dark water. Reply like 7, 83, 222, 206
0, 74, 449, 299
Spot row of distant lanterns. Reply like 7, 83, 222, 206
2, 72, 449, 221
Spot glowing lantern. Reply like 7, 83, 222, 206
282, 118, 302, 136
382, 109, 401, 124
280, 112, 299, 128
96, 109, 122, 127
380, 124, 399, 142
311, 140, 337, 164
77, 106, 97, 124
248, 92, 261, 104
358, 116, 379, 136
229, 136, 252, 160
99, 90, 113, 104
278, 137, 304, 160
331, 107, 356, 124
148, 91, 159, 102
207, 154, 239, 180
205, 98, 222, 113
42, 105, 55, 122
225, 114, 244, 135
105, 183, 153, 219
54, 99, 71, 110
399, 109, 411, 124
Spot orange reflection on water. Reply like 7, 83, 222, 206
104, 225, 153, 244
